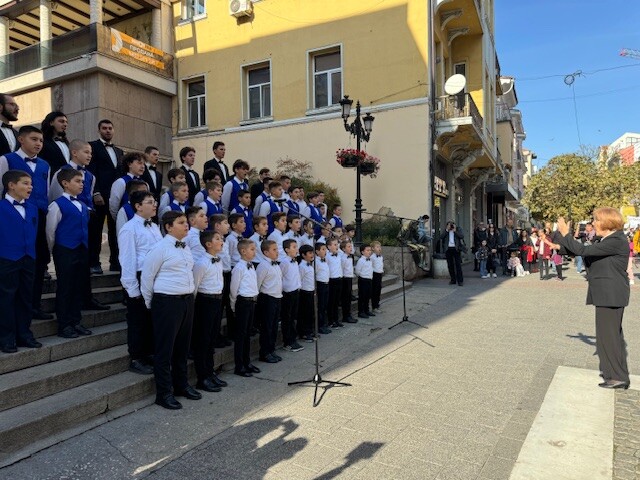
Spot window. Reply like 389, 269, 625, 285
246, 65, 271, 119
312, 50, 341, 109
183, 0, 205, 20
186, 79, 206, 128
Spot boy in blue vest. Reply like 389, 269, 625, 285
0, 170, 41, 352
0, 126, 52, 321
159, 181, 189, 217
303, 192, 323, 238
108, 152, 146, 220
329, 205, 343, 229
49, 139, 95, 207
158, 168, 187, 212
285, 186, 301, 214
46, 169, 92, 338
199, 180, 224, 217
221, 159, 250, 213
259, 181, 286, 234
194, 169, 223, 206
231, 189, 253, 237
252, 175, 272, 216
115, 180, 148, 233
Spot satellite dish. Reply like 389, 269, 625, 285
444, 74, 467, 95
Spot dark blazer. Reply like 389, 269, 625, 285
203, 158, 229, 183
439, 229, 466, 252
87, 140, 124, 198
0, 127, 18, 156
40, 138, 69, 177
558, 230, 630, 307
180, 165, 200, 205
141, 166, 163, 201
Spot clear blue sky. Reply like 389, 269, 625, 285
495, 1, 640, 168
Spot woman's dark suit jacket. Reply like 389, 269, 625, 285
558, 230, 630, 307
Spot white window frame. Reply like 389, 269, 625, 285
307, 44, 343, 113
453, 61, 467, 92
241, 60, 272, 123
181, 0, 206, 22
183, 76, 207, 130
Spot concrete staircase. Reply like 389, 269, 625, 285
0, 271, 410, 466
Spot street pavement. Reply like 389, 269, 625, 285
2, 262, 639, 480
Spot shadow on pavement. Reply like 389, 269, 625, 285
313, 441, 384, 480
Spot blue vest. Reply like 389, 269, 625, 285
169, 201, 187, 212
120, 175, 138, 208
123, 203, 135, 221
0, 198, 37, 260
5, 152, 50, 212
204, 198, 223, 216
54, 197, 89, 249
232, 205, 253, 238
167, 190, 174, 203
265, 198, 284, 235
60, 164, 94, 209
228, 178, 248, 213
286, 200, 299, 213
308, 204, 323, 236
331, 215, 343, 228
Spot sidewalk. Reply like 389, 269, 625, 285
2, 262, 638, 479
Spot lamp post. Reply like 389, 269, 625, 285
339, 95, 374, 246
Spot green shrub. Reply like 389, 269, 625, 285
361, 217, 399, 246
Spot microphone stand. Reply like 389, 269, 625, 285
363, 212, 427, 331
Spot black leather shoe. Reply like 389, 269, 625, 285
129, 360, 154, 375
155, 394, 182, 410
17, 338, 42, 349
246, 363, 261, 374
59, 326, 79, 338
357, 312, 369, 319
598, 381, 630, 389
365, 311, 376, 317
33, 309, 54, 320
318, 327, 332, 334
260, 354, 279, 363
74, 325, 92, 336
234, 368, 253, 377
82, 300, 111, 311
196, 378, 222, 392
449, 280, 456, 285
175, 385, 202, 400
458, 282, 464, 286
210, 372, 228, 387
272, 353, 282, 361
344, 316, 358, 323
90, 266, 103, 275
1, 344, 17, 353
109, 264, 121, 272
44, 271, 52, 280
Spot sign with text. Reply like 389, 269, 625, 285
110, 29, 165, 70
434, 176, 449, 197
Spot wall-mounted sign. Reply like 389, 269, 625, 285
111, 28, 165, 70
434, 176, 449, 197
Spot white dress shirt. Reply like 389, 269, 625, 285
230, 261, 259, 311
102, 140, 118, 168
295, 199, 307, 213
1, 124, 16, 152
219, 238, 231, 272
54, 140, 70, 164
280, 257, 301, 293
372, 253, 384, 274
199, 197, 222, 217
249, 233, 268, 264
45, 193, 83, 251
221, 176, 247, 213
259, 196, 285, 218
193, 253, 224, 294
118, 214, 163, 298
448, 231, 456, 247
300, 233, 315, 249
141, 234, 195, 308
159, 200, 186, 219
284, 230, 303, 249
185, 227, 206, 263
0, 149, 37, 195
183, 165, 197, 186
49, 161, 95, 204
299, 261, 315, 291
226, 232, 244, 267
159, 191, 171, 212
355, 256, 373, 279
315, 257, 330, 283
326, 252, 343, 279
341, 252, 355, 278
145, 163, 158, 189
256, 260, 283, 298
328, 216, 342, 228
267, 229, 287, 262
194, 190, 205, 207
253, 192, 268, 216
5, 193, 25, 219
115, 206, 131, 234
109, 173, 137, 220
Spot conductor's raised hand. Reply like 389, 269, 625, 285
557, 217, 571, 236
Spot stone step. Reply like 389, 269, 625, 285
0, 322, 127, 376
31, 304, 127, 339
40, 286, 124, 314
0, 345, 130, 413
42, 272, 122, 295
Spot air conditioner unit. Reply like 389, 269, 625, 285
229, 0, 252, 17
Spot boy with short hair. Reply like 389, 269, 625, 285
118, 190, 162, 374
371, 241, 384, 313
211, 214, 233, 347
46, 169, 92, 338
259, 181, 286, 234
328, 205, 343, 229
280, 239, 303, 352
279, 175, 292, 201
231, 189, 253, 238
185, 206, 209, 263
326, 238, 344, 328
158, 168, 187, 212
300, 219, 315, 249
194, 169, 223, 206
159, 181, 189, 217
332, 226, 344, 239
115, 180, 148, 233
267, 211, 288, 261
284, 214, 302, 249
297, 244, 315, 342
49, 139, 96, 207
141, 211, 201, 410
252, 176, 272, 216
192, 230, 228, 392
229, 239, 261, 377
314, 242, 331, 334
109, 152, 146, 220
0, 170, 41, 352
345, 224, 356, 240
250, 215, 269, 265
199, 181, 224, 217
227, 213, 247, 268
221, 159, 250, 213
340, 240, 356, 324
285, 186, 301, 214
318, 221, 332, 245
355, 244, 375, 319
256, 240, 283, 363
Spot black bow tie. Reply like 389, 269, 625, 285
290, 259, 296, 263
178, 203, 187, 207
211, 257, 220, 263
12, 200, 23, 206
260, 236, 266, 241
331, 253, 338, 257
307, 262, 313, 266
53, 136, 66, 142
308, 235, 313, 239
103, 142, 113, 147
348, 255, 353, 258
320, 258, 326, 263
148, 166, 157, 171
271, 261, 280, 266
144, 219, 153, 227
69, 196, 78, 202
247, 263, 254, 269
25, 157, 37, 163
1, 122, 11, 128
293, 233, 300, 237
175, 241, 186, 248
77, 166, 85, 171
366, 258, 371, 261
237, 235, 243, 241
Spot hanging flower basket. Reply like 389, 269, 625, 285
360, 162, 376, 174
336, 148, 366, 168
360, 153, 381, 178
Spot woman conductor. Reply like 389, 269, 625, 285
556, 208, 631, 389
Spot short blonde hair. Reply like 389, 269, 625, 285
370, 240, 381, 248
593, 207, 624, 231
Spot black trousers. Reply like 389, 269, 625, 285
193, 294, 222, 381
500, 247, 510, 275
538, 258, 550, 278
0, 256, 35, 347
234, 296, 256, 371
445, 247, 463, 284
328, 277, 342, 324
222, 271, 235, 338
258, 293, 281, 357
595, 307, 629, 383
33, 209, 50, 311
358, 277, 372, 314
53, 244, 88, 332
89, 205, 118, 269
372, 272, 383, 309
297, 290, 314, 336
341, 277, 353, 320
125, 285, 154, 360
151, 293, 194, 398
316, 281, 329, 328
281, 290, 299, 346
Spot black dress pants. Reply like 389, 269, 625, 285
595, 307, 629, 384
328, 278, 342, 324
193, 294, 222, 381
234, 296, 256, 371
222, 271, 235, 338
341, 277, 353, 320
316, 281, 329, 328
89, 204, 118, 269
445, 247, 463, 284
33, 209, 50, 311
280, 290, 299, 347
151, 293, 194, 398
125, 286, 154, 361
258, 293, 281, 357
372, 272, 383, 309
297, 290, 314, 337
0, 256, 35, 347
53, 245, 88, 332
358, 277, 372, 314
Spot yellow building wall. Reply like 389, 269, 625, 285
451, 34, 484, 117
496, 121, 513, 165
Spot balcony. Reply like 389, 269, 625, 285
436, 93, 483, 134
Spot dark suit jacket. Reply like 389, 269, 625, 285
141, 166, 163, 201
40, 138, 69, 178
87, 140, 124, 198
203, 158, 229, 183
439, 229, 466, 253
558, 230, 630, 307
0, 127, 18, 156
180, 165, 200, 205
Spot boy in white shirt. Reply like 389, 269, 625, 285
115, 180, 148, 234
231, 190, 253, 238
226, 213, 246, 268
300, 219, 315, 249
284, 214, 302, 249
108, 152, 146, 220
256, 240, 283, 364
210, 214, 233, 347
326, 238, 343, 328
314, 242, 331, 335
280, 239, 303, 352
355, 243, 375, 319
159, 181, 190, 218
185, 206, 208, 263
297, 245, 315, 342
199, 181, 224, 217
371, 241, 384, 313
267, 211, 288, 262
340, 240, 356, 324
250, 215, 269, 266
158, 168, 186, 212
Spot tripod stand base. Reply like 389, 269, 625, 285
388, 316, 428, 330
288, 375, 351, 407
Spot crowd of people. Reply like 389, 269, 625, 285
0, 96, 389, 410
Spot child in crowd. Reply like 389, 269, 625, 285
115, 180, 148, 233
345, 224, 356, 240
303, 192, 323, 237
231, 190, 253, 238
314, 242, 331, 334
284, 214, 303, 249
297, 244, 315, 342
332, 226, 344, 239
326, 238, 344, 328
318, 203, 327, 221
300, 219, 315, 249
192, 230, 228, 392
159, 181, 189, 217
285, 186, 301, 214
222, 159, 250, 213
508, 251, 525, 277
49, 139, 95, 206
279, 175, 291, 201
158, 168, 187, 212
227, 213, 247, 268
355, 243, 374, 319
317, 222, 332, 245
267, 211, 288, 261
340, 240, 356, 323
280, 239, 303, 352
259, 181, 286, 234
0, 170, 41, 353
108, 152, 146, 220
250, 215, 269, 266
199, 181, 224, 218
329, 205, 343, 228
210, 214, 233, 347
252, 176, 272, 216
294, 186, 307, 213
185, 206, 209, 263
229, 239, 260, 377
370, 241, 384, 314
194, 169, 223, 206
256, 240, 283, 363
475, 239, 490, 279
118, 190, 162, 375
536, 229, 552, 280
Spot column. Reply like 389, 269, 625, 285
90, 0, 103, 25
39, 0, 51, 42
151, 7, 161, 49
0, 16, 8, 57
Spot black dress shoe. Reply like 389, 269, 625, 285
44, 271, 52, 280
458, 282, 463, 286
109, 264, 121, 272
90, 266, 103, 275
598, 381, 630, 389
74, 325, 92, 336
1, 344, 17, 353
82, 300, 111, 311
272, 353, 282, 361
234, 368, 253, 377
210, 372, 228, 387
17, 338, 42, 349
246, 363, 261, 373
196, 378, 222, 392
129, 360, 154, 375
175, 385, 202, 400
260, 354, 279, 363
33, 309, 54, 320
449, 280, 456, 285
357, 312, 369, 319
344, 316, 358, 323
59, 326, 79, 338
156, 394, 182, 410
365, 311, 376, 317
